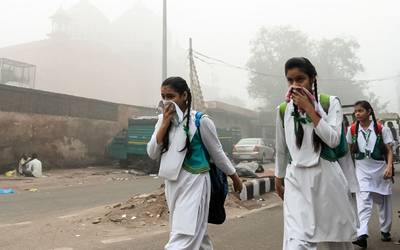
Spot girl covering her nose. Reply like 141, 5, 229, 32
275, 57, 357, 250
147, 76, 242, 250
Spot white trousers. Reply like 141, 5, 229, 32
165, 233, 213, 250
350, 193, 360, 228
284, 238, 354, 250
164, 170, 213, 250
356, 191, 392, 236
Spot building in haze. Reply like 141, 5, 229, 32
0, 0, 186, 107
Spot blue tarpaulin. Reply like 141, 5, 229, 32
0, 188, 15, 194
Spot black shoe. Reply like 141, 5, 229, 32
352, 234, 368, 248
381, 231, 392, 242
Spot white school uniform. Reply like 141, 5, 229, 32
337, 149, 359, 194
337, 149, 360, 227
25, 159, 42, 177
346, 122, 394, 236
275, 96, 357, 249
147, 110, 236, 250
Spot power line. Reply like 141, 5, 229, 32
193, 50, 400, 84
321, 74, 400, 83
193, 55, 216, 65
194, 51, 283, 78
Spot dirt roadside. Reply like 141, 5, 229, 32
0, 185, 280, 250
0, 166, 150, 192
0, 165, 279, 250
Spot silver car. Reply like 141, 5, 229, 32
232, 138, 275, 163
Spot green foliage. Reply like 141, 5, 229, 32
247, 26, 386, 111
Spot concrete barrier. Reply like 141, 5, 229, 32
239, 177, 275, 201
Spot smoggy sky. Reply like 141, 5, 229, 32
1, 0, 399, 111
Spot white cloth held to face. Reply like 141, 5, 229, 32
162, 100, 184, 126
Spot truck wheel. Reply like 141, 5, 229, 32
119, 159, 129, 168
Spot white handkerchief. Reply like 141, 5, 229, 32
171, 101, 184, 126
162, 100, 184, 126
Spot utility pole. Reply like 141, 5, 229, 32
189, 38, 194, 92
397, 81, 400, 113
162, 0, 167, 81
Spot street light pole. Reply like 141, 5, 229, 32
162, 0, 167, 81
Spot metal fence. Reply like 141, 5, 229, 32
0, 58, 36, 88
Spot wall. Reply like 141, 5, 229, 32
0, 85, 155, 171
0, 85, 271, 172
205, 101, 260, 138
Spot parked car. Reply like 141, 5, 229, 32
232, 138, 274, 163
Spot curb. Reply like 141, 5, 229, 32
239, 177, 275, 201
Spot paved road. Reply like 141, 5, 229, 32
2, 164, 400, 249
86, 193, 400, 250
93, 205, 284, 250
94, 174, 400, 250
0, 177, 163, 224
0, 163, 274, 224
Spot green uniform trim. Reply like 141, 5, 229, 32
353, 138, 385, 161
279, 93, 348, 162
351, 125, 385, 161
182, 130, 210, 174
182, 164, 210, 174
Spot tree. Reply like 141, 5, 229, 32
247, 26, 386, 111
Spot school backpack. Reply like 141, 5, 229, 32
350, 121, 395, 182
279, 94, 348, 162
350, 122, 385, 161
195, 112, 229, 225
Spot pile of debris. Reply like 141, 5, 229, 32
224, 192, 244, 209
91, 184, 269, 227
92, 186, 168, 227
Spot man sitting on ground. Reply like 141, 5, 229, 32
17, 154, 30, 176
23, 153, 42, 177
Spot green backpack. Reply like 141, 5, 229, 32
279, 94, 348, 162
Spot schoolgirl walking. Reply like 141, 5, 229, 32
147, 76, 242, 250
275, 57, 357, 250
348, 101, 394, 248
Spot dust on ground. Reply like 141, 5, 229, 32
0, 166, 149, 192
83, 184, 277, 230
0, 182, 281, 250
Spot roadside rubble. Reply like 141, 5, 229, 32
235, 161, 275, 179
235, 161, 265, 178
125, 169, 147, 176
0, 166, 162, 193
89, 184, 274, 228
92, 185, 168, 227
5, 170, 17, 177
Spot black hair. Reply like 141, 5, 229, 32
387, 121, 394, 127
351, 100, 384, 155
160, 77, 192, 157
32, 153, 38, 159
343, 115, 350, 129
284, 57, 321, 151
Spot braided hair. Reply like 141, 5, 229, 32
284, 57, 322, 151
351, 100, 384, 155
160, 77, 193, 157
